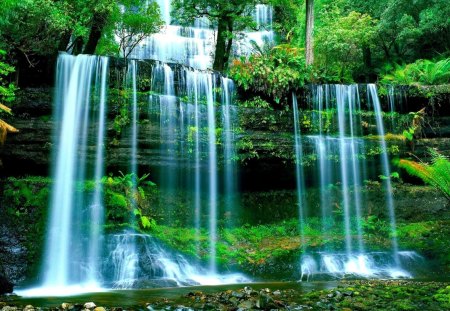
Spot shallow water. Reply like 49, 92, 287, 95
11, 282, 336, 307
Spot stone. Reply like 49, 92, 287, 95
273, 290, 281, 296
93, 308, 105, 311
23, 306, 34, 311
61, 303, 72, 310
238, 299, 255, 309
343, 291, 353, 297
231, 291, 244, 299
243, 286, 253, 295
2, 307, 17, 311
83, 303, 96, 310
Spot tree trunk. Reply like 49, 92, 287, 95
213, 16, 232, 72
72, 36, 84, 55
58, 30, 72, 52
83, 12, 109, 55
305, 0, 314, 66
223, 19, 234, 71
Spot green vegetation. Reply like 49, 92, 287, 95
229, 45, 311, 104
150, 217, 450, 273
396, 149, 450, 201
294, 280, 450, 310
381, 58, 450, 85
0, 49, 18, 144
102, 172, 157, 230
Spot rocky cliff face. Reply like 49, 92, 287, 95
2, 88, 450, 190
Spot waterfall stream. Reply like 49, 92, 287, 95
17, 1, 425, 297
294, 85, 413, 280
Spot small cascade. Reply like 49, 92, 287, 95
222, 77, 238, 227
129, 1, 275, 69
300, 251, 424, 280
292, 94, 307, 256
23, 54, 109, 295
105, 233, 249, 288
87, 57, 109, 285
241, 4, 275, 53
293, 84, 409, 280
368, 84, 400, 264
147, 61, 240, 276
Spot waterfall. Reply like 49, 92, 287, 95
150, 64, 240, 277
368, 84, 400, 264
295, 85, 410, 280
87, 57, 109, 285
129, 1, 275, 69
22, 54, 109, 295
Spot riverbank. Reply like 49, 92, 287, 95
2, 280, 449, 310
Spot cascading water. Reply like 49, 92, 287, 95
20, 54, 109, 296
129, 1, 274, 69
22, 1, 276, 294
294, 84, 414, 280
147, 62, 243, 279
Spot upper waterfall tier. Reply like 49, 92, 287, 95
128, 2, 274, 69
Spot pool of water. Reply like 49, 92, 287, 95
9, 282, 337, 307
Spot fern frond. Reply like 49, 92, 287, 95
397, 150, 450, 201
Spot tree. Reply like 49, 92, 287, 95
0, 50, 18, 145
172, 0, 257, 71
305, 0, 314, 65
114, 0, 163, 61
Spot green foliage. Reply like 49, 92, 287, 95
103, 172, 156, 229
315, 7, 377, 82
434, 286, 450, 309
229, 44, 312, 104
396, 149, 450, 201
381, 58, 450, 85
238, 96, 273, 109
113, 0, 163, 60
0, 49, 18, 143
0, 50, 16, 104
2, 176, 51, 216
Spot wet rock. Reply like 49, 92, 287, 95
243, 286, 253, 295
231, 291, 244, 299
238, 299, 255, 309
93, 307, 105, 311
273, 290, 281, 296
111, 308, 122, 311
60, 303, 72, 310
0, 303, 6, 309
83, 303, 96, 310
343, 291, 353, 297
72, 304, 84, 311
2, 307, 17, 311
23, 305, 34, 311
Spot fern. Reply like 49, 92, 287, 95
381, 58, 450, 85
397, 149, 450, 201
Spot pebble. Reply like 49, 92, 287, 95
83, 303, 96, 310
93, 308, 105, 311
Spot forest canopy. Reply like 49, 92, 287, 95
0, 0, 448, 86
